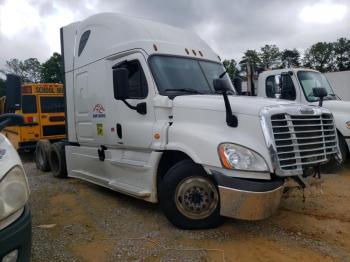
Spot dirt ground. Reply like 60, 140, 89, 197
23, 153, 350, 262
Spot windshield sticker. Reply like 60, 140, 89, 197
93, 104, 106, 118
96, 123, 104, 136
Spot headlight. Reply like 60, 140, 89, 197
346, 121, 350, 129
218, 143, 269, 171
0, 166, 29, 221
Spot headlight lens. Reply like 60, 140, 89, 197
346, 121, 350, 129
0, 166, 29, 221
218, 143, 269, 171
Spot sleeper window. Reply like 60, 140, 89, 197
78, 30, 91, 56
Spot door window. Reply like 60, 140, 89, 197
266, 74, 296, 100
266, 75, 280, 98
113, 60, 148, 99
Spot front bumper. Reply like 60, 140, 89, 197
213, 172, 284, 220
0, 206, 32, 262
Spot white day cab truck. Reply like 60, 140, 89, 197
0, 114, 31, 261
52, 13, 341, 229
252, 69, 350, 166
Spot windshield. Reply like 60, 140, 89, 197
149, 55, 234, 95
297, 71, 337, 102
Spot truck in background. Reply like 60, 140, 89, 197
324, 70, 350, 101
53, 13, 340, 229
250, 68, 350, 164
0, 75, 66, 171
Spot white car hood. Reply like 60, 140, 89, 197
0, 134, 22, 179
173, 95, 295, 116
322, 100, 350, 114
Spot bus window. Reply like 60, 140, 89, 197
40, 97, 64, 113
22, 95, 37, 113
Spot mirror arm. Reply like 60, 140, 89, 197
121, 99, 147, 115
222, 91, 238, 128
0, 118, 11, 131
319, 97, 324, 107
121, 99, 137, 110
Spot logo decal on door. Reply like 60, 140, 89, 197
93, 104, 106, 118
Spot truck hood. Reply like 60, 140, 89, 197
172, 95, 294, 116
322, 100, 350, 114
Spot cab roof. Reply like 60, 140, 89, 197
62, 13, 221, 71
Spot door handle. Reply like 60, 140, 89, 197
117, 123, 122, 139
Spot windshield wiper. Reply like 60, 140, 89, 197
164, 88, 203, 94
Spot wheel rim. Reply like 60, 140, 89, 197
175, 176, 219, 219
37, 147, 45, 167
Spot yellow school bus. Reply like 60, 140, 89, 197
0, 76, 65, 152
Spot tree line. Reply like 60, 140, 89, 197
223, 37, 350, 80
0, 52, 63, 97
0, 37, 349, 96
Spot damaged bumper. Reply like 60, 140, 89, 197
213, 172, 284, 220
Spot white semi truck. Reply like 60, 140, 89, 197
55, 13, 340, 229
254, 68, 350, 164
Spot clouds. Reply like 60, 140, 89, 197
0, 0, 349, 69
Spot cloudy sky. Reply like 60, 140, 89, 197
0, 0, 349, 69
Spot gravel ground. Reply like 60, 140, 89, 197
23, 153, 350, 262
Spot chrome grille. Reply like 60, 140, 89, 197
271, 113, 338, 172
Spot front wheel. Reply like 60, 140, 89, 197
159, 160, 223, 229
322, 133, 349, 173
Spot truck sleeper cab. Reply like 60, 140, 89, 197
257, 68, 350, 164
58, 13, 340, 229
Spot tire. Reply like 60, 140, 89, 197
322, 133, 348, 173
339, 134, 349, 163
49, 142, 67, 178
159, 159, 223, 229
35, 140, 51, 172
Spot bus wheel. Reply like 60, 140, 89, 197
35, 140, 51, 172
49, 142, 67, 178
159, 159, 223, 229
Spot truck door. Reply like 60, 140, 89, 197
112, 53, 155, 149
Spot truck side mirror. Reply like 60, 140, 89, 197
313, 87, 328, 107
213, 78, 232, 93
113, 68, 129, 99
0, 114, 24, 131
213, 78, 238, 128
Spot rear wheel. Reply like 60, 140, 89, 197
35, 140, 51, 172
49, 142, 67, 178
159, 160, 222, 229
